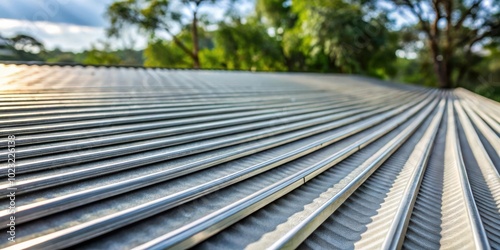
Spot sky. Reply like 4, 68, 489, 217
0, 0, 126, 51
0, 0, 422, 54
0, 0, 253, 52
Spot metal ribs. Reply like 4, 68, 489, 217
0, 64, 498, 250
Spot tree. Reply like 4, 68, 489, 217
289, 0, 396, 74
0, 34, 45, 61
83, 42, 122, 65
144, 27, 214, 68
386, 0, 500, 88
10, 34, 45, 53
256, 0, 397, 74
256, 0, 308, 71
107, 0, 237, 69
213, 18, 286, 70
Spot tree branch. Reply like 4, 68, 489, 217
400, 0, 432, 37
456, 21, 500, 48
444, 0, 453, 57
431, 0, 441, 38
161, 25, 196, 59
454, 0, 482, 29
469, 29, 497, 48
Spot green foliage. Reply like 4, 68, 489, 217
83, 49, 121, 65
199, 48, 225, 68
386, 0, 500, 88
2, 0, 499, 100
213, 19, 286, 71
107, 0, 239, 68
290, 0, 395, 74
458, 43, 500, 101
10, 34, 45, 53
107, 0, 173, 37
142, 18, 287, 71
392, 57, 437, 87
144, 39, 192, 67
44, 49, 82, 63
0, 34, 45, 61
143, 27, 213, 67
256, 0, 296, 29
41, 48, 143, 65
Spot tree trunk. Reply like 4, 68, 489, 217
433, 59, 450, 88
192, 11, 200, 69
285, 58, 294, 72
281, 48, 293, 71
429, 38, 451, 88
456, 49, 473, 86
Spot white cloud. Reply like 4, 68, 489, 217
0, 18, 146, 52
0, 0, 254, 52
68, 25, 82, 33
42, 23, 64, 35
0, 0, 114, 27
1, 19, 23, 29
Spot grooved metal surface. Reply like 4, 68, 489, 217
0, 63, 498, 250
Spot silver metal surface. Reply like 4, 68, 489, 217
0, 63, 498, 250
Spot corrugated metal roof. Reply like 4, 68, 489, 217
0, 63, 498, 249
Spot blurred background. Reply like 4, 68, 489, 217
0, 0, 498, 100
